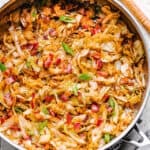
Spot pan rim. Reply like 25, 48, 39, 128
0, 1, 149, 150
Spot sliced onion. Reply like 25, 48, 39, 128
0, 116, 17, 132
5, 76, 15, 85
9, 26, 23, 56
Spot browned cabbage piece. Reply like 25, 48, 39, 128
0, 0, 146, 149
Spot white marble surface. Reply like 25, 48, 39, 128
0, 0, 150, 150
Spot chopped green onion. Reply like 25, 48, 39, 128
104, 133, 111, 143
78, 73, 92, 81
28, 130, 34, 136
26, 61, 31, 68
0, 62, 7, 72
62, 42, 74, 56
59, 16, 75, 23
72, 84, 78, 96
42, 106, 49, 115
112, 100, 119, 123
14, 107, 23, 113
32, 11, 37, 17
38, 120, 48, 132
108, 97, 115, 109
112, 111, 116, 117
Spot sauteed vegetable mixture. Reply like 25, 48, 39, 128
0, 0, 146, 149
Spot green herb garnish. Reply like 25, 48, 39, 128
38, 120, 48, 132
78, 73, 92, 81
59, 16, 75, 23
14, 107, 23, 113
32, 11, 37, 17
108, 97, 115, 109
72, 84, 78, 96
112, 111, 116, 117
42, 106, 49, 115
26, 61, 31, 68
62, 42, 74, 56
104, 133, 111, 143
0, 62, 7, 72
28, 130, 34, 136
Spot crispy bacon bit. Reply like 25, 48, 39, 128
24, 135, 31, 140
22, 42, 39, 56
44, 95, 53, 102
96, 59, 103, 70
90, 52, 101, 59
30, 42, 39, 56
4, 93, 13, 106
41, 14, 50, 23
82, 24, 88, 29
5, 76, 15, 85
96, 118, 103, 126
32, 43, 38, 50
107, 106, 113, 113
0, 117, 5, 124
120, 77, 128, 84
21, 44, 33, 50
77, 92, 82, 102
30, 49, 37, 56
103, 94, 109, 102
1, 56, 6, 63
43, 34, 48, 40
91, 29, 98, 35
43, 58, 52, 69
55, 58, 61, 65
49, 28, 57, 37
31, 93, 36, 109
32, 42, 39, 50
43, 54, 54, 69
66, 113, 72, 124
10, 125, 20, 131
60, 94, 69, 102
74, 123, 81, 130
3, 68, 12, 76
91, 25, 101, 35
49, 109, 55, 117
91, 104, 99, 113
97, 71, 108, 77
66, 64, 72, 73
120, 77, 133, 86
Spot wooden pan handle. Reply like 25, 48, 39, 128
121, 0, 150, 33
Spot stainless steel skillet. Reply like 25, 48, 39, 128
0, 0, 150, 149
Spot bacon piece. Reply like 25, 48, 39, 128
96, 118, 103, 126
97, 71, 108, 77
91, 104, 99, 113
96, 59, 103, 70
66, 113, 72, 124
55, 58, 61, 65
4, 93, 13, 106
44, 95, 53, 102
5, 76, 16, 85
43, 54, 54, 69
74, 123, 81, 130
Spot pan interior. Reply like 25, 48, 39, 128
0, 0, 148, 150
